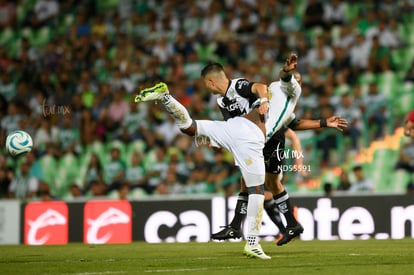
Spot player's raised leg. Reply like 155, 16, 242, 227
135, 83, 194, 133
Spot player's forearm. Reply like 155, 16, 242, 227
291, 119, 323, 130
285, 129, 303, 154
253, 83, 268, 100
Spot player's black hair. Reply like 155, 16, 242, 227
200, 62, 224, 78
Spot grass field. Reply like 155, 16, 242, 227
1, 239, 413, 275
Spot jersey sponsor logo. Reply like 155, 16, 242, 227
227, 101, 244, 112
84, 200, 132, 244
24, 201, 68, 245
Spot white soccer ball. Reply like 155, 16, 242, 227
5, 130, 33, 157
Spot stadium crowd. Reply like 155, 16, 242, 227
0, 0, 414, 200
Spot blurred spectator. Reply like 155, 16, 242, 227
145, 145, 169, 194
34, 0, 59, 25
366, 19, 400, 49
394, 138, 414, 176
199, 1, 223, 40
336, 92, 363, 150
0, 0, 16, 28
65, 183, 83, 200
58, 116, 80, 154
406, 182, 414, 195
118, 183, 131, 200
356, 9, 377, 36
88, 179, 107, 197
1, 101, 23, 140
121, 100, 148, 141
8, 160, 39, 199
185, 147, 213, 193
34, 118, 59, 155
125, 151, 146, 188
306, 35, 334, 74
323, 0, 346, 27
362, 82, 387, 139
156, 115, 181, 145
349, 165, 374, 192
315, 104, 337, 166
83, 153, 103, 191
303, 0, 326, 30
25, 151, 44, 180
0, 72, 16, 101
37, 181, 54, 201
332, 25, 355, 49
330, 46, 353, 85
279, 4, 301, 33
403, 61, 414, 83
0, 166, 12, 198
107, 87, 129, 124
207, 149, 233, 190
349, 33, 371, 72
103, 147, 126, 192
152, 36, 174, 65
182, 5, 202, 39
367, 35, 392, 72
337, 169, 351, 191
323, 182, 334, 197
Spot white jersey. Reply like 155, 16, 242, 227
265, 76, 302, 141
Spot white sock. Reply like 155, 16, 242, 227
246, 193, 264, 246
161, 94, 193, 129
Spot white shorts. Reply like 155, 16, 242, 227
265, 78, 302, 141
196, 117, 265, 187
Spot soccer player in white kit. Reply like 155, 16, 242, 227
135, 83, 272, 259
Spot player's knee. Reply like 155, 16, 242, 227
247, 184, 264, 195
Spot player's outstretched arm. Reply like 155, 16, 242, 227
290, 116, 348, 131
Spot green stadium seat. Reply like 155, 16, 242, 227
97, 0, 119, 13
54, 153, 80, 197
370, 148, 397, 192
125, 140, 146, 166
0, 27, 15, 47
38, 154, 58, 194
377, 71, 399, 97
85, 141, 108, 165
345, 3, 360, 22
392, 169, 412, 193
392, 82, 414, 117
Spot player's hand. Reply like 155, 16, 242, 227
327, 116, 348, 131
294, 160, 308, 177
258, 101, 269, 115
283, 53, 298, 72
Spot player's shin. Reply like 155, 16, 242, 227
274, 190, 297, 227
246, 193, 264, 246
264, 199, 285, 233
161, 94, 193, 129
